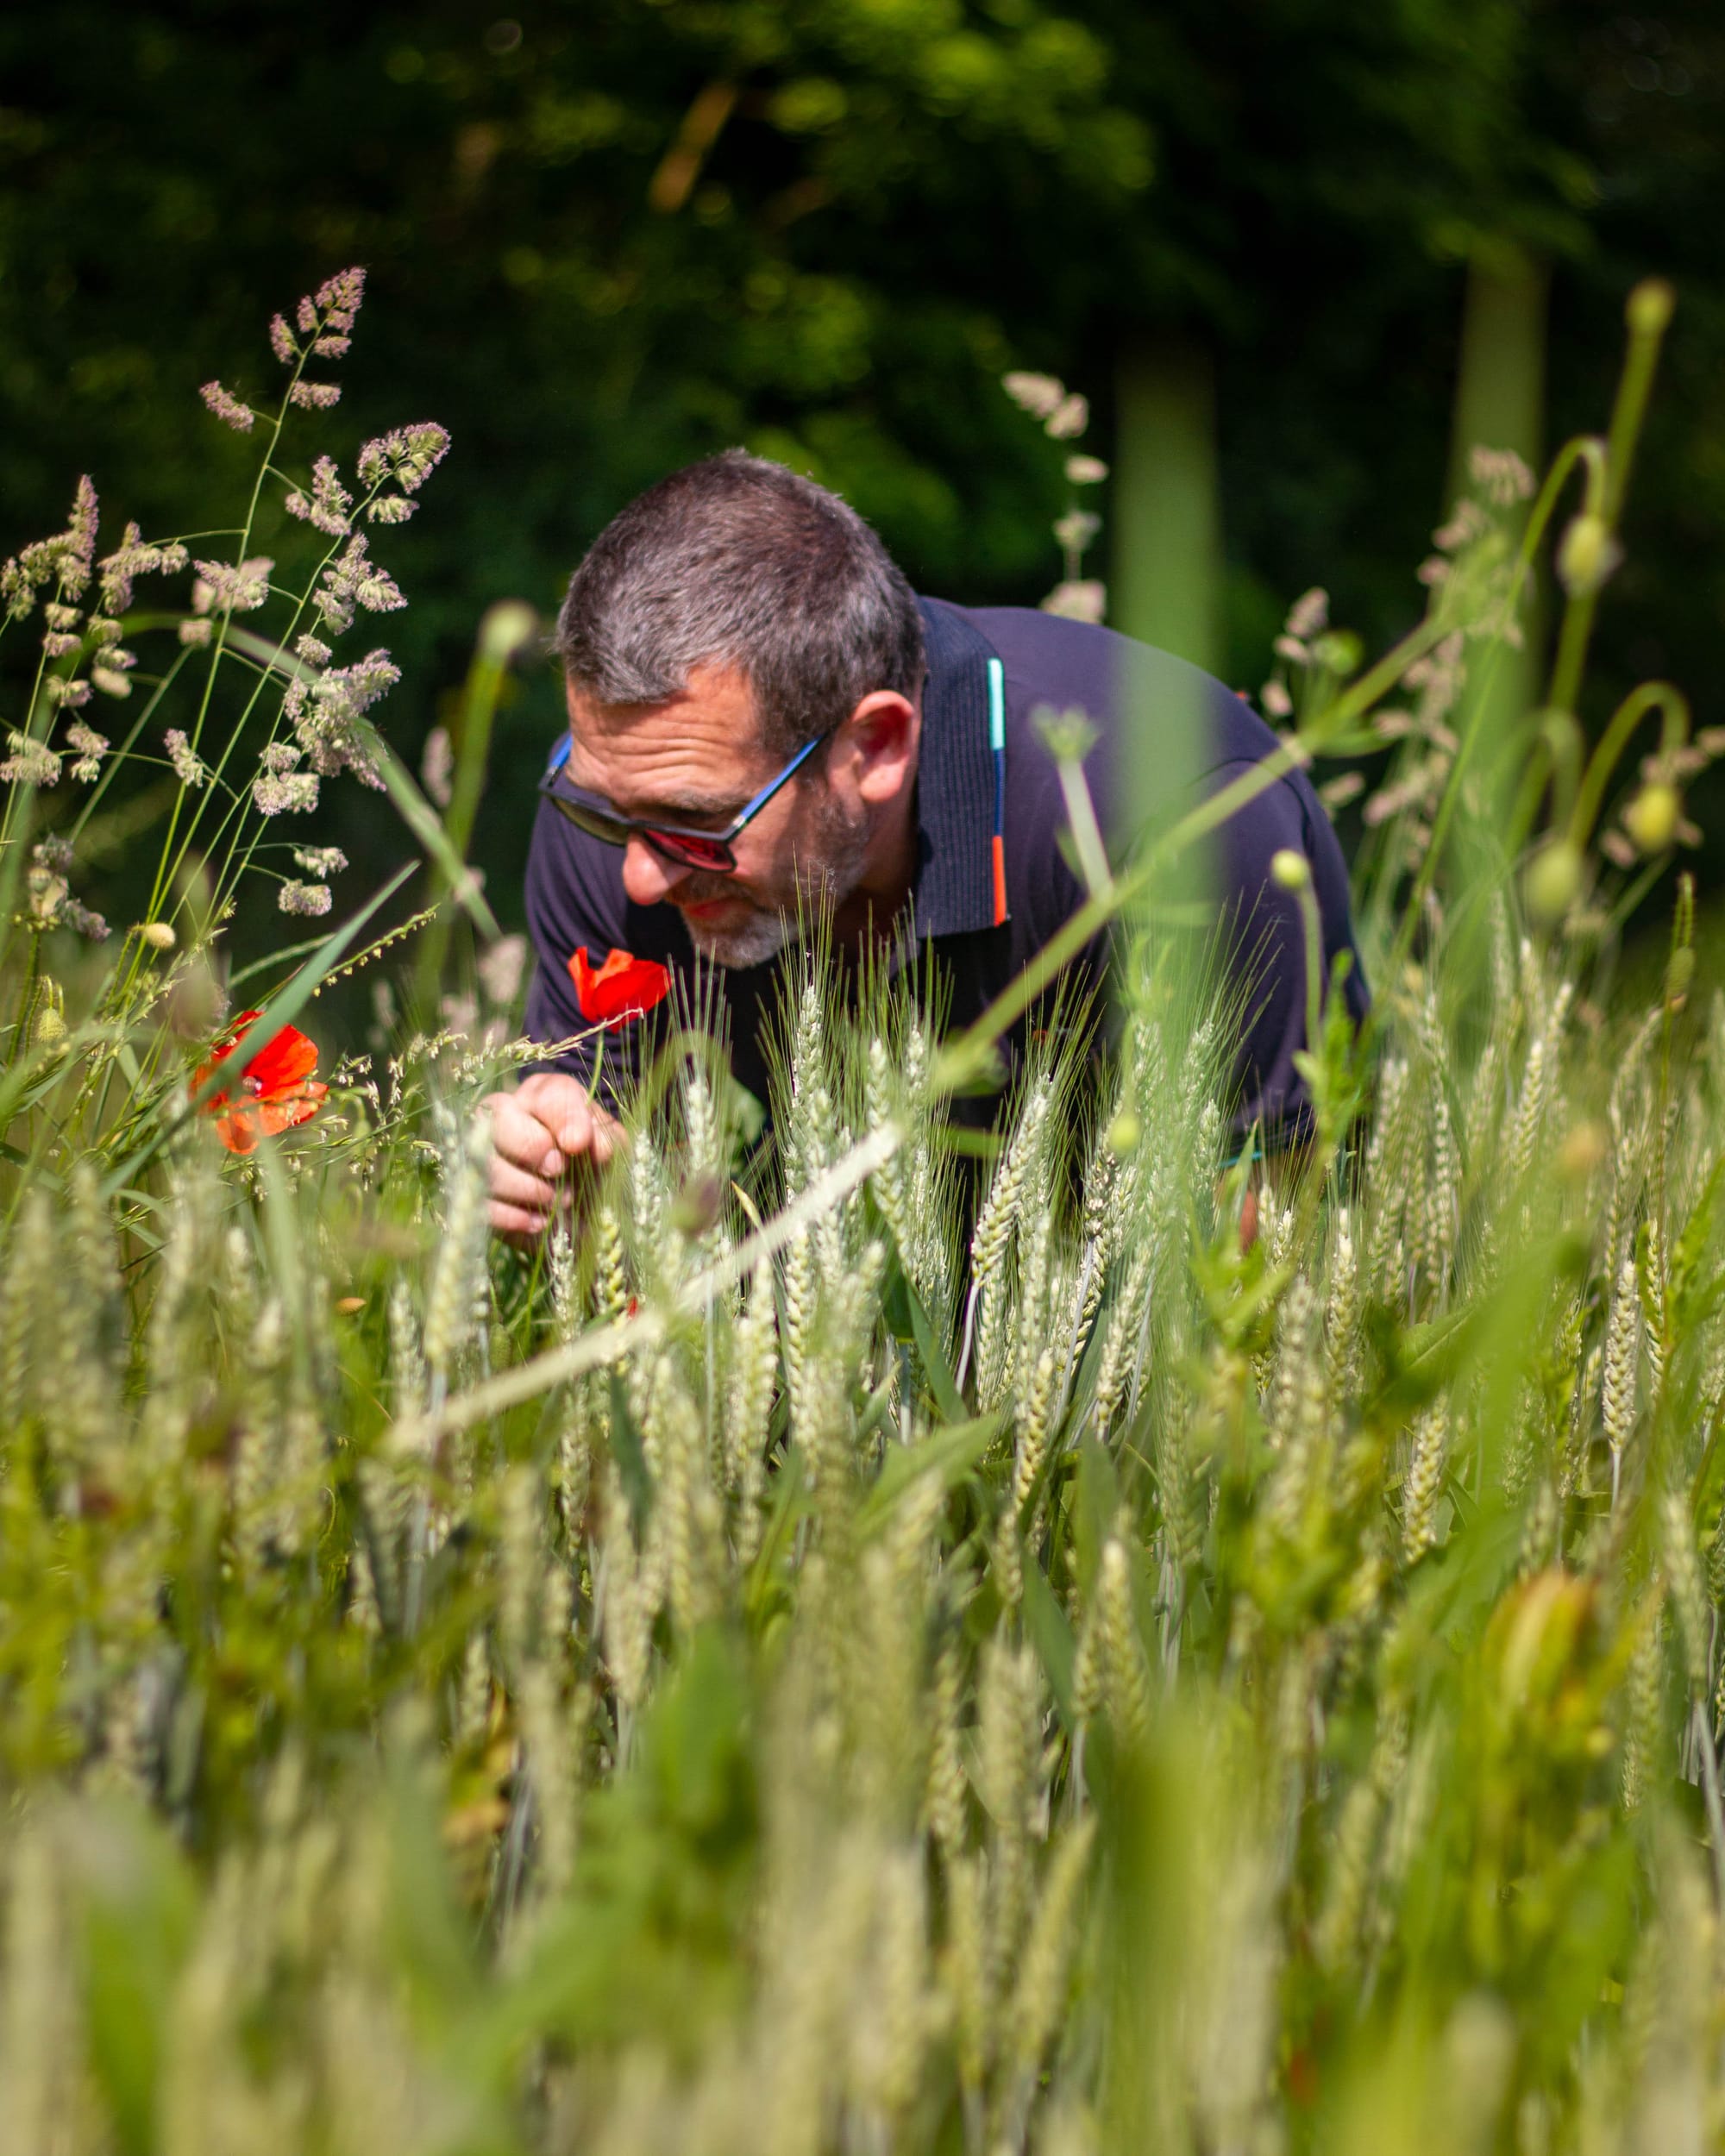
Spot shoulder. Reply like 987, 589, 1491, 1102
930, 599, 1278, 774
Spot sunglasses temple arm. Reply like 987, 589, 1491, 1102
731, 730, 828, 835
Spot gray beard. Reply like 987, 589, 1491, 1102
683, 804, 870, 970
685, 906, 798, 970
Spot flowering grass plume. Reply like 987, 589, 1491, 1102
0, 262, 458, 1171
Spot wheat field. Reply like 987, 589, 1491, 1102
0, 269, 1720, 2156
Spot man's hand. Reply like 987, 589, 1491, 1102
485, 1071, 623, 1244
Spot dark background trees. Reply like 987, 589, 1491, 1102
3, 0, 1722, 943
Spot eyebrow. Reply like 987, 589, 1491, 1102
618, 787, 739, 824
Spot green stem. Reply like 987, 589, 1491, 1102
142, 331, 329, 928
70, 646, 195, 846
1545, 297, 1671, 718
1375, 429, 1627, 1006
1566, 681, 1689, 853
9, 930, 41, 1054
411, 641, 509, 1014
1503, 709, 1585, 864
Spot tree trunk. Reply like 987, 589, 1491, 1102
1449, 245, 1549, 739
1107, 334, 1223, 876
1111, 334, 1223, 676
1448, 242, 1548, 510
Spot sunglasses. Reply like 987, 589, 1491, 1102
538, 725, 835, 874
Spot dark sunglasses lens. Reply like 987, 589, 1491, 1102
552, 796, 630, 847
651, 830, 735, 873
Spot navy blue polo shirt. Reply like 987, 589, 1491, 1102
522, 597, 1367, 1139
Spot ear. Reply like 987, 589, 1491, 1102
832, 689, 919, 807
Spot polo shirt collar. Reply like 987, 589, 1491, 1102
913, 597, 1002, 938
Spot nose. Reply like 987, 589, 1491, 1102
621, 834, 686, 907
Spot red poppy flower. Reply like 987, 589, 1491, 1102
568, 945, 672, 1031
192, 1010, 329, 1155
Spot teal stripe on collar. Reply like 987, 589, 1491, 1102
912, 597, 1003, 938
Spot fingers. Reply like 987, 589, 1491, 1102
505, 1075, 621, 1176
544, 1087, 593, 1173
487, 1089, 572, 1180
491, 1157, 570, 1214
539, 1089, 624, 1170
491, 1205, 556, 1250
487, 1149, 560, 1243
485, 1076, 622, 1244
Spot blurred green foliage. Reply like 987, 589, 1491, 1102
3, 0, 1723, 934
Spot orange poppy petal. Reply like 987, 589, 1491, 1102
568, 945, 672, 1030
194, 1012, 324, 1145
248, 1024, 319, 1093
258, 1083, 329, 1136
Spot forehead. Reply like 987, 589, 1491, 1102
564, 662, 772, 812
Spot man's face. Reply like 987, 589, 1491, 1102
563, 664, 869, 968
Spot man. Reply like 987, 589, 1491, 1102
486, 451, 1365, 1240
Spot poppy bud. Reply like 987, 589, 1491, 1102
670, 1172, 724, 1238
1622, 783, 1679, 855
1107, 1108, 1141, 1156
1626, 279, 1675, 338
1310, 630, 1363, 678
1271, 849, 1310, 892
166, 965, 225, 1040
1666, 945, 1696, 1011
479, 599, 538, 664
1558, 1122, 1606, 1183
1556, 514, 1621, 598
1525, 840, 1583, 925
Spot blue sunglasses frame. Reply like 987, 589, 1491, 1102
538, 725, 835, 874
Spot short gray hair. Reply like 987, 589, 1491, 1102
555, 452, 926, 755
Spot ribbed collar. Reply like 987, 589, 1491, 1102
912, 597, 1000, 939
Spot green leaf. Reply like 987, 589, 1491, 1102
879, 1233, 968, 1421
352, 713, 500, 939
608, 1367, 654, 1535
1673, 1150, 1725, 1317
743, 1444, 806, 1620
857, 1414, 1000, 1539
1072, 1437, 1119, 1602
1023, 1555, 1077, 1723
66, 1800, 198, 2156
